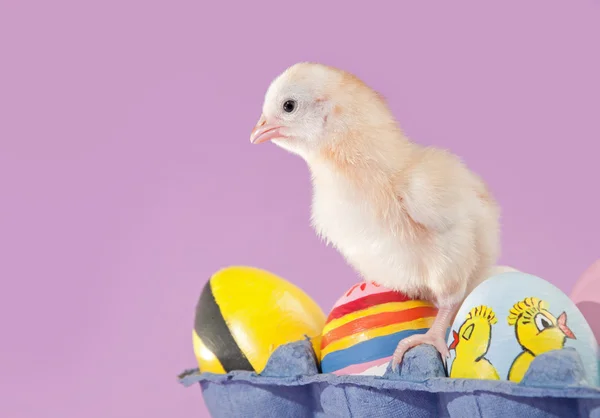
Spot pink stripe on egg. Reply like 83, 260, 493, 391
332, 356, 392, 375
332, 281, 391, 307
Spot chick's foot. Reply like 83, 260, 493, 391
391, 304, 458, 371
391, 330, 450, 371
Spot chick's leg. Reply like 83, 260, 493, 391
391, 304, 458, 371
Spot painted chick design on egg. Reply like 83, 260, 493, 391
448, 305, 500, 380
507, 297, 577, 382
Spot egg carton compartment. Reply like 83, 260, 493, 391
178, 340, 600, 418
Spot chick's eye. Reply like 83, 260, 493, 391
282, 100, 297, 113
534, 313, 553, 332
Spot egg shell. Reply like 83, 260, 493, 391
193, 266, 326, 374
320, 281, 437, 376
570, 260, 600, 350
447, 272, 599, 386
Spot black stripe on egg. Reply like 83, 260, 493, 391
194, 279, 254, 372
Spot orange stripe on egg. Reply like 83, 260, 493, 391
322, 300, 434, 335
326, 291, 412, 322
320, 316, 436, 358
321, 305, 439, 349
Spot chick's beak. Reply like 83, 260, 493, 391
449, 330, 460, 350
250, 114, 286, 144
557, 312, 576, 339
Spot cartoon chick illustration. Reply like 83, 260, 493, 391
507, 297, 576, 382
448, 305, 500, 380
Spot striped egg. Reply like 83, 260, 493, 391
320, 281, 438, 376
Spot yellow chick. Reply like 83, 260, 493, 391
507, 297, 576, 382
448, 305, 500, 380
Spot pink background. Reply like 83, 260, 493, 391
1, 1, 599, 417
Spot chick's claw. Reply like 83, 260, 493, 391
391, 332, 450, 371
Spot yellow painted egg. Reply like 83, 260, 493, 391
320, 281, 438, 376
447, 271, 599, 385
193, 266, 326, 374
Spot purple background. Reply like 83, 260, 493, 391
1, 1, 599, 417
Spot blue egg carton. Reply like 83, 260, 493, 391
178, 340, 600, 418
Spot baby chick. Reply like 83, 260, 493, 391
250, 63, 501, 369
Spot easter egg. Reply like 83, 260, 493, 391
193, 266, 326, 374
446, 271, 599, 385
571, 260, 600, 373
570, 260, 600, 344
320, 281, 438, 376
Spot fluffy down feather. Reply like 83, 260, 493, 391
250, 62, 502, 369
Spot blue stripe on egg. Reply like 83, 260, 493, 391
321, 328, 429, 373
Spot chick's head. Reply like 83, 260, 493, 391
250, 62, 394, 161
508, 297, 576, 355
450, 305, 497, 358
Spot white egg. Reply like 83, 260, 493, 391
447, 272, 599, 386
